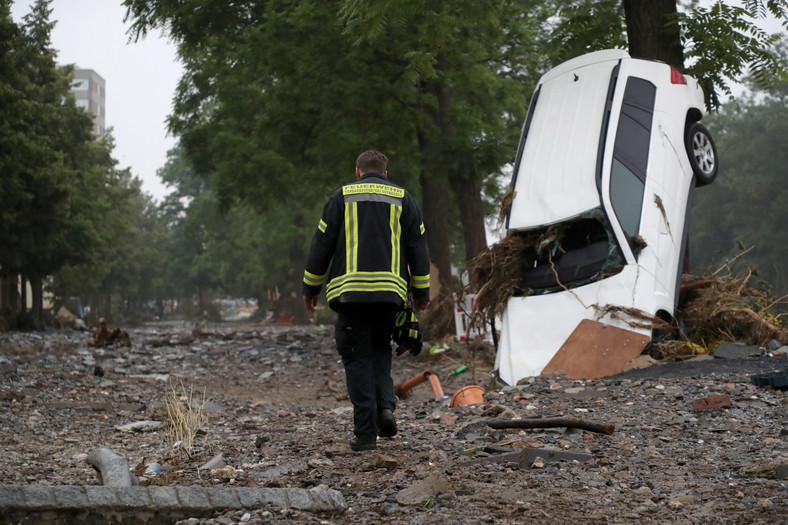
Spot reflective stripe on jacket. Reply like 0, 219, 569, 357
303, 172, 430, 308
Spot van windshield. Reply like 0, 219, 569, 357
512, 208, 625, 296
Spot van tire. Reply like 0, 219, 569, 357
685, 122, 718, 186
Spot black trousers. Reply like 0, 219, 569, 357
335, 302, 400, 441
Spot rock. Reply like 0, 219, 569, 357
692, 393, 732, 413
201, 453, 226, 470
713, 342, 761, 359
396, 473, 455, 506
373, 455, 398, 469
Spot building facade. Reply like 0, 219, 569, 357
71, 68, 106, 137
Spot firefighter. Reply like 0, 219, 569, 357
303, 150, 430, 451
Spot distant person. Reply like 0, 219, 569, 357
303, 150, 431, 451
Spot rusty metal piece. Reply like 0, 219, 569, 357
487, 417, 615, 435
395, 371, 444, 400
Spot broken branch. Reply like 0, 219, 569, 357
487, 417, 615, 435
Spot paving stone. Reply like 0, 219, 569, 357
308, 488, 348, 513
0, 486, 23, 508
148, 485, 180, 508
207, 487, 242, 509
85, 486, 120, 507
286, 488, 311, 509
259, 487, 291, 509
53, 486, 88, 508
176, 486, 212, 509
236, 487, 265, 508
116, 487, 152, 507
21, 485, 56, 508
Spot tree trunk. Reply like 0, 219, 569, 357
449, 165, 488, 261
623, 0, 684, 68
417, 59, 460, 338
20, 274, 28, 314
30, 274, 43, 326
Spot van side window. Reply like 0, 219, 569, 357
609, 77, 656, 250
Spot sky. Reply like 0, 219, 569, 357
9, 1, 785, 205
11, 0, 182, 202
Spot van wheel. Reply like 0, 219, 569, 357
685, 122, 718, 186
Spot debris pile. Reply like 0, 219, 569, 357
678, 270, 788, 348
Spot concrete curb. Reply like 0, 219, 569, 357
0, 484, 347, 524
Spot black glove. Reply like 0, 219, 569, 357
392, 307, 422, 356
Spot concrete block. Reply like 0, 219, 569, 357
21, 485, 56, 508
0, 486, 23, 509
53, 486, 88, 509
176, 486, 211, 510
148, 486, 180, 508
308, 488, 347, 513
207, 487, 242, 509
85, 486, 120, 507
116, 487, 152, 508
286, 488, 311, 509
258, 487, 289, 509
236, 487, 265, 508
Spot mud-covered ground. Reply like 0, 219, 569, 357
0, 321, 786, 524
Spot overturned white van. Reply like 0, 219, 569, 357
496, 49, 718, 385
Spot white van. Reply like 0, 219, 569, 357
496, 49, 718, 385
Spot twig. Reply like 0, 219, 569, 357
487, 417, 615, 435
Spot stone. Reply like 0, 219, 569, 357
692, 393, 732, 413
373, 455, 398, 469
396, 473, 455, 506
713, 342, 761, 359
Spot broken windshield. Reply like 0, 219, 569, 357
513, 208, 625, 296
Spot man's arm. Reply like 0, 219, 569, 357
302, 194, 341, 308
404, 194, 431, 307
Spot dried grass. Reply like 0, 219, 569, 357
163, 380, 208, 458
679, 269, 788, 348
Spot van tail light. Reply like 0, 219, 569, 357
670, 67, 687, 85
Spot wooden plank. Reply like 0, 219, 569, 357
541, 319, 650, 379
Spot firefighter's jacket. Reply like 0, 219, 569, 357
303, 172, 430, 309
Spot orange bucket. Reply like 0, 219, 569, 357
449, 385, 486, 407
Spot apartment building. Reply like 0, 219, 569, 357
71, 68, 106, 137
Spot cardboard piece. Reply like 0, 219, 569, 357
541, 319, 650, 379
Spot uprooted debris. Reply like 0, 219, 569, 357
460, 219, 787, 358
460, 210, 624, 336
91, 318, 131, 348
678, 269, 788, 348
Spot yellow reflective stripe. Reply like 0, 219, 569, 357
390, 204, 402, 274
419, 222, 425, 235
326, 282, 407, 302
344, 202, 358, 274
343, 183, 404, 198
411, 274, 430, 289
318, 219, 327, 233
303, 270, 325, 287
326, 271, 407, 290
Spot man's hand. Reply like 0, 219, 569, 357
413, 300, 430, 311
303, 295, 318, 312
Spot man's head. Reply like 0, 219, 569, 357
355, 150, 387, 178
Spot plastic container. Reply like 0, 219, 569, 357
449, 385, 486, 407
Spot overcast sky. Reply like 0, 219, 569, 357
11, 0, 181, 202
10, 2, 784, 204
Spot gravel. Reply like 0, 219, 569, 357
1, 321, 786, 524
